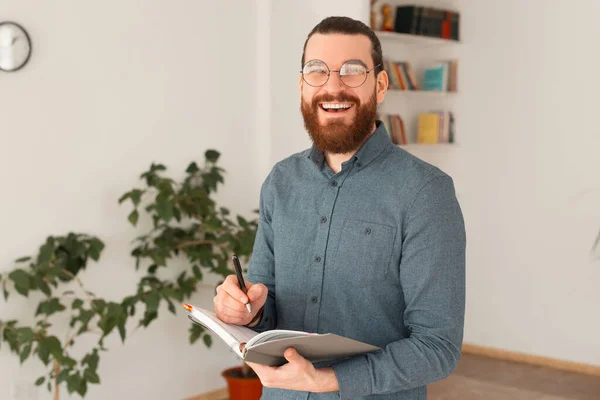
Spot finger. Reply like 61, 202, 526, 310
218, 290, 250, 312
222, 275, 251, 304
246, 283, 267, 302
284, 347, 301, 364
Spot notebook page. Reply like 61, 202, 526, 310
190, 306, 258, 345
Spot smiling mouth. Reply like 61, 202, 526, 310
319, 102, 354, 113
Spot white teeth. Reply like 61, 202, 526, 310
321, 103, 351, 109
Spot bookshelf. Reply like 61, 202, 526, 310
372, 1, 461, 149
376, 30, 461, 47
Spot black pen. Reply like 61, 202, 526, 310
232, 253, 252, 313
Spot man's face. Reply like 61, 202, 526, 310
300, 33, 388, 154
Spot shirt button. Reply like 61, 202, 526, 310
365, 227, 372, 235
330, 180, 338, 187
315, 256, 322, 263
320, 216, 327, 224
311, 296, 318, 303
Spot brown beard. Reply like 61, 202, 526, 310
301, 90, 378, 154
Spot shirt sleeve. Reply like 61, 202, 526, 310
245, 171, 277, 333
332, 175, 466, 399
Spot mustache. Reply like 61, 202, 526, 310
312, 93, 360, 105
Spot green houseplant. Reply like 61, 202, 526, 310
0, 150, 261, 399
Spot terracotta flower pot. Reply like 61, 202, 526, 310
222, 366, 263, 400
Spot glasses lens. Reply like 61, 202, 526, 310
340, 62, 367, 87
303, 60, 329, 86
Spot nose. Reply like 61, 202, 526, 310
322, 70, 345, 92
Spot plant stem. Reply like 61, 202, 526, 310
53, 359, 60, 400
176, 239, 225, 249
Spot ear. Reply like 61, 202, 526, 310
298, 73, 303, 92
376, 70, 388, 104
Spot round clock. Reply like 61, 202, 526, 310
0, 21, 32, 72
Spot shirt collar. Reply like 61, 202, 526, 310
308, 120, 391, 171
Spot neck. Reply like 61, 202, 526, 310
324, 122, 377, 174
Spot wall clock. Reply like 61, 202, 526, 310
0, 21, 32, 72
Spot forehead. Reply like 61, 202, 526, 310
304, 33, 373, 67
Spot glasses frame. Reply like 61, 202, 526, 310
300, 59, 382, 88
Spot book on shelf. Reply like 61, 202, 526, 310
417, 111, 455, 144
422, 60, 457, 92
182, 303, 381, 367
382, 114, 407, 145
393, 5, 460, 41
384, 59, 419, 91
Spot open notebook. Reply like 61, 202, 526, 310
183, 303, 381, 366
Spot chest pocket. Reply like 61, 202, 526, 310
331, 219, 396, 285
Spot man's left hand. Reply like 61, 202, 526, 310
246, 348, 339, 393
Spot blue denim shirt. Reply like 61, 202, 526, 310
246, 121, 466, 400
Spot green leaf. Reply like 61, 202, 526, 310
128, 209, 139, 226
60, 356, 77, 368
15, 256, 31, 263
189, 324, 204, 344
15, 327, 35, 343
47, 381, 51, 392
36, 298, 66, 317
8, 269, 30, 297
162, 287, 183, 302
37, 239, 55, 264
203, 333, 212, 348
205, 150, 220, 163
106, 302, 122, 318
35, 276, 51, 296
117, 316, 126, 343
72, 299, 84, 309
186, 162, 199, 173
41, 336, 63, 360
145, 291, 160, 313
220, 207, 230, 216
192, 265, 203, 280
118, 191, 130, 204
2, 281, 8, 300
20, 343, 32, 363
35, 376, 45, 386
84, 369, 100, 384
77, 379, 88, 396
165, 297, 176, 315
82, 350, 99, 371
155, 193, 174, 222
67, 373, 81, 394
37, 341, 50, 365
57, 369, 69, 383
130, 189, 143, 205
150, 163, 167, 172
237, 216, 249, 228
88, 238, 104, 261
92, 299, 106, 313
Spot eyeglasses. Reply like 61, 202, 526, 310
300, 59, 381, 88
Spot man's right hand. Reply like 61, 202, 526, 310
213, 274, 268, 326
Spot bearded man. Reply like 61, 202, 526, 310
213, 16, 467, 400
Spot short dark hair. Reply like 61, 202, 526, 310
301, 16, 384, 74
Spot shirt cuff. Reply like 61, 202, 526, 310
246, 299, 275, 332
331, 355, 372, 400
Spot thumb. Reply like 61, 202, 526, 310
284, 348, 300, 363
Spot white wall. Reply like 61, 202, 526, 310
0, 1, 262, 399
457, 0, 600, 366
268, 0, 369, 166
268, 0, 600, 366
